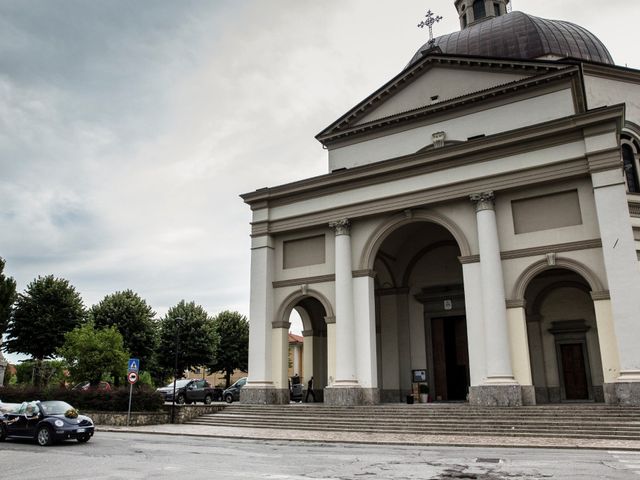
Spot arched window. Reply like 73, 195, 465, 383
621, 135, 640, 194
494, 2, 501, 16
473, 0, 486, 21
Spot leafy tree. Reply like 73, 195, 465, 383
157, 300, 218, 379
90, 290, 157, 385
58, 322, 129, 386
15, 359, 66, 387
209, 310, 249, 388
4, 275, 86, 385
0, 257, 17, 336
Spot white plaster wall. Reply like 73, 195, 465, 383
495, 178, 602, 253
355, 67, 529, 125
273, 228, 335, 282
328, 88, 576, 170
584, 75, 640, 127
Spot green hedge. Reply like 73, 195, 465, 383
0, 385, 164, 412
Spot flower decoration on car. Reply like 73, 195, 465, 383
64, 408, 79, 419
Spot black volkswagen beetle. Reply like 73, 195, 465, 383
0, 400, 94, 446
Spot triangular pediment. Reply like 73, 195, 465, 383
317, 55, 570, 145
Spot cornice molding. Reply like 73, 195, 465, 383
272, 274, 335, 289
316, 57, 574, 145
352, 269, 377, 278
241, 106, 624, 208
590, 290, 611, 301
271, 321, 291, 329
500, 239, 602, 260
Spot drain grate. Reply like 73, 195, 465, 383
475, 458, 501, 464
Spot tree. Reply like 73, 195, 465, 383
209, 310, 249, 388
90, 290, 157, 385
4, 275, 86, 385
157, 300, 218, 379
58, 323, 129, 386
0, 257, 17, 336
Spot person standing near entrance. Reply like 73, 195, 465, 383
305, 376, 316, 402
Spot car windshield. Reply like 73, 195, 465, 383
164, 380, 190, 389
40, 401, 74, 416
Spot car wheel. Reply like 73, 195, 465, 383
224, 393, 233, 404
176, 393, 186, 405
204, 395, 213, 405
36, 425, 53, 446
77, 434, 90, 443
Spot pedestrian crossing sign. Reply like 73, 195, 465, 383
128, 358, 140, 372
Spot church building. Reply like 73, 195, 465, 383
240, 0, 640, 406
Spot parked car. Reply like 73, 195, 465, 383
223, 377, 247, 403
0, 400, 94, 446
71, 381, 112, 391
155, 379, 222, 404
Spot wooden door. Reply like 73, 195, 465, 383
560, 343, 589, 400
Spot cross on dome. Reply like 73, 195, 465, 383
417, 10, 443, 46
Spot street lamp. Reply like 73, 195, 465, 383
170, 316, 184, 424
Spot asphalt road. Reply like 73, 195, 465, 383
0, 431, 638, 479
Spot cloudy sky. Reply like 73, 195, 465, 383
1, 0, 639, 363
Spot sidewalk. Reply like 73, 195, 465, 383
98, 423, 640, 451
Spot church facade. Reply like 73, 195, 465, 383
241, 0, 640, 406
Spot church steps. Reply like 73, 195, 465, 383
183, 404, 640, 441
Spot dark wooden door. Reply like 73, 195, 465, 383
560, 343, 589, 400
431, 317, 470, 401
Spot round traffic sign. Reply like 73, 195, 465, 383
127, 371, 138, 384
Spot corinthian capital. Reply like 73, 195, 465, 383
470, 191, 495, 212
329, 218, 350, 236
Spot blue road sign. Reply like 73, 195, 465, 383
128, 358, 140, 372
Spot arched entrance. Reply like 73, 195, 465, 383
524, 268, 605, 403
374, 221, 470, 403
284, 295, 328, 402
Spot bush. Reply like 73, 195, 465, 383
0, 385, 164, 412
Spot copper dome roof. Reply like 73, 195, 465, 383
409, 11, 614, 65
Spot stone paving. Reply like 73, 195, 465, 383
98, 423, 640, 451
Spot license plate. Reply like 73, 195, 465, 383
77, 428, 85, 433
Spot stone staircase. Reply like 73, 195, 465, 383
186, 403, 640, 440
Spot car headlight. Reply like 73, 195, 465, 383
54, 420, 64, 427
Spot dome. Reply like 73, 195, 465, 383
409, 11, 614, 66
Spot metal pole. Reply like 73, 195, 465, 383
171, 317, 182, 424
127, 381, 133, 426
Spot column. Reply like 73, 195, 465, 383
353, 273, 379, 404
271, 321, 290, 391
591, 294, 621, 403
325, 219, 362, 405
302, 329, 314, 384
591, 167, 640, 404
461, 261, 486, 388
243, 235, 285, 404
326, 317, 336, 385
469, 191, 523, 406
506, 304, 535, 405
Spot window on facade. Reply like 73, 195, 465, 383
622, 140, 640, 193
473, 0, 486, 20
494, 3, 501, 16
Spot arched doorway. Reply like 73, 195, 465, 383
374, 221, 470, 402
524, 268, 605, 403
285, 296, 328, 402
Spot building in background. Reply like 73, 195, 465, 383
242, 0, 640, 406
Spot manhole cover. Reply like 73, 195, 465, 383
475, 458, 501, 464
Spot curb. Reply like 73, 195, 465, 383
96, 426, 640, 451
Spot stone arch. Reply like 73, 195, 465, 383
360, 210, 472, 270
274, 289, 334, 332
511, 257, 605, 301
528, 280, 591, 316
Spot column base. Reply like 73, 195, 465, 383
324, 386, 379, 406
604, 381, 640, 406
240, 387, 289, 405
468, 384, 524, 407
